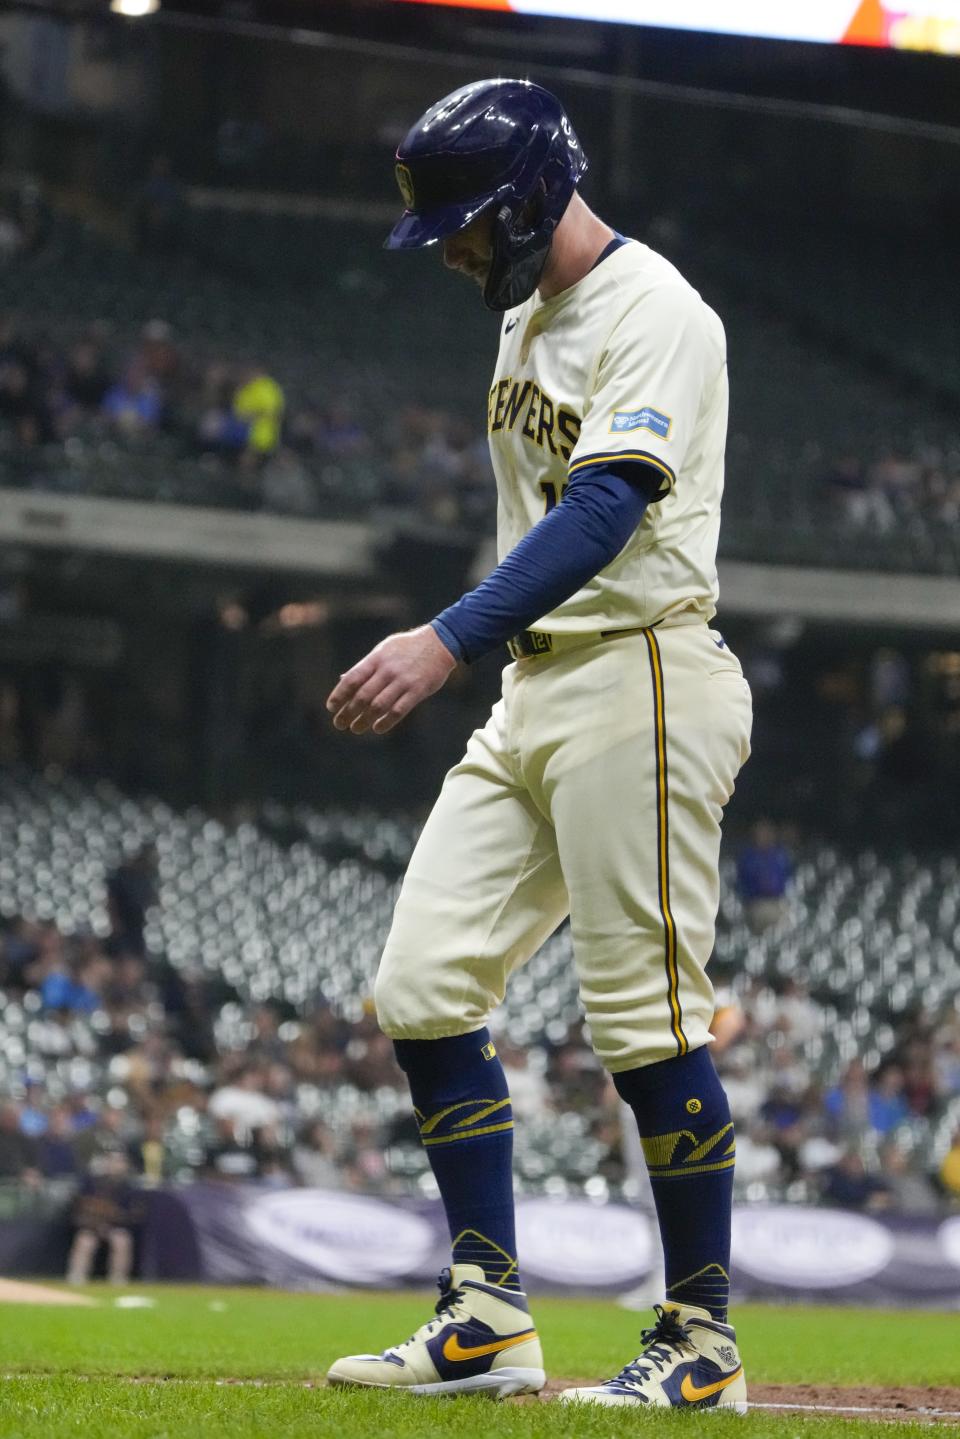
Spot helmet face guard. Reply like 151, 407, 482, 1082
385, 79, 588, 312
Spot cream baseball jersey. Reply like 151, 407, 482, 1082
487, 240, 728, 634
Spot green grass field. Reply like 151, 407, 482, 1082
1, 1285, 958, 1438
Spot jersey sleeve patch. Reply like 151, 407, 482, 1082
610, 406, 672, 440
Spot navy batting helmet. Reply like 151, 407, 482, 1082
385, 78, 588, 312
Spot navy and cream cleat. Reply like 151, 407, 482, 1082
326, 1263, 545, 1398
558, 1302, 747, 1411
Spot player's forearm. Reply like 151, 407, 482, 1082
432, 463, 659, 663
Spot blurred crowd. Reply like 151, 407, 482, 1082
0, 311, 495, 529
1, 823, 959, 1290
710, 980, 960, 1214
1, 301, 958, 541
822, 450, 960, 534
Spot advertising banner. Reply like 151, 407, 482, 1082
140, 1185, 960, 1305
394, 1, 960, 54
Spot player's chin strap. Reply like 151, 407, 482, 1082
482, 200, 556, 312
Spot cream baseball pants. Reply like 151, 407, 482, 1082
375, 622, 752, 1072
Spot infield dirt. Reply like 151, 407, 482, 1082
0, 1279, 96, 1306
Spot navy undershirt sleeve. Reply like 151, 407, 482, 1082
431, 460, 663, 664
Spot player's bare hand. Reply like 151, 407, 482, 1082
326, 625, 458, 735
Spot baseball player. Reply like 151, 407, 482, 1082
326, 79, 752, 1410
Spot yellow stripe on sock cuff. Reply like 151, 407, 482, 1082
421, 1120, 515, 1147
645, 1157, 736, 1178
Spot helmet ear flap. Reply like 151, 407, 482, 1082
495, 178, 546, 253
483, 192, 552, 312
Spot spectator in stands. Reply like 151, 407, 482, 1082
730, 1120, 781, 1187
66, 1149, 142, 1283
341, 1119, 388, 1193
880, 1140, 939, 1214
823, 1058, 871, 1139
0, 353, 51, 445
292, 1121, 342, 1189
901, 1043, 936, 1117
101, 362, 163, 437
253, 1125, 295, 1187
137, 320, 181, 393
736, 820, 792, 932
933, 1023, 960, 1100
106, 843, 158, 958
772, 978, 821, 1046
59, 337, 112, 423
760, 1090, 807, 1185
941, 1129, 960, 1201
36, 1106, 81, 1180
36, 933, 80, 1009
1, 916, 40, 991
248, 1005, 286, 1065
39, 950, 103, 1015
823, 453, 894, 532
869, 648, 911, 712
18, 1081, 49, 1138
922, 460, 960, 526
343, 1028, 402, 1092
232, 361, 284, 466
824, 1059, 909, 1138
765, 1044, 811, 1102
208, 1063, 280, 1131
29, 1003, 93, 1059
158, 965, 217, 1063
64, 1091, 99, 1138
194, 361, 249, 459
320, 399, 370, 460
716, 1050, 767, 1126
870, 450, 922, 521
0, 1103, 40, 1184
103, 951, 149, 1012
204, 1116, 260, 1181
854, 706, 925, 833
262, 1062, 298, 1130
135, 1113, 169, 1186
821, 1150, 891, 1211
123, 1031, 177, 1111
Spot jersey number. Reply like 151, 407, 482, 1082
539, 480, 565, 513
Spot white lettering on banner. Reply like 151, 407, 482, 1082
731, 1205, 894, 1288
516, 1199, 654, 1284
939, 1215, 960, 1270
244, 1190, 435, 1283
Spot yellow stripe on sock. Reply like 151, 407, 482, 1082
645, 1156, 736, 1178
419, 1099, 508, 1136
451, 1098, 512, 1129
452, 1229, 519, 1286
422, 1120, 515, 1147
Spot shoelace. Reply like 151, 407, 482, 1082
390, 1268, 465, 1353
608, 1304, 694, 1390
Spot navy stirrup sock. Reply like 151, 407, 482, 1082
394, 1029, 520, 1290
614, 1046, 735, 1321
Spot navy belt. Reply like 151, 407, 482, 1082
506, 624, 663, 662
507, 629, 556, 660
